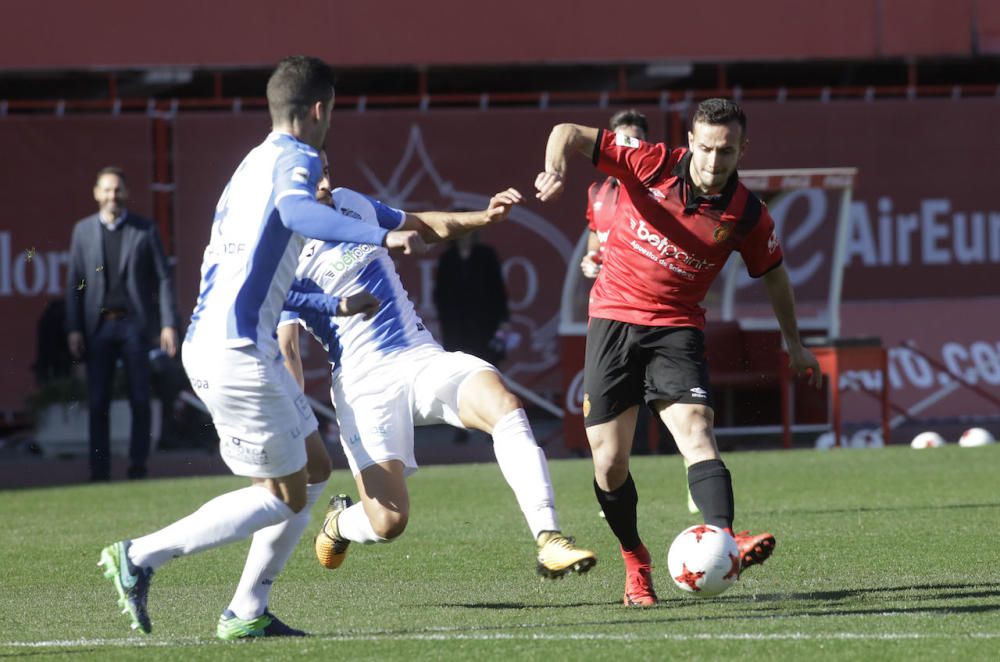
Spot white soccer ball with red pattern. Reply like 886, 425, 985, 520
959, 427, 996, 448
667, 524, 740, 597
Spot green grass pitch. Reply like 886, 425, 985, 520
1, 445, 998, 660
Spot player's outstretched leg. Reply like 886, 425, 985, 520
314, 494, 353, 569
98, 540, 154, 634
216, 609, 307, 640
733, 530, 776, 573
536, 531, 597, 579
621, 543, 658, 606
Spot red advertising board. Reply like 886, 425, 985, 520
2, 99, 998, 430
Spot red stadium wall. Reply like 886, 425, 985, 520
2, 99, 999, 426
0, 0, 987, 69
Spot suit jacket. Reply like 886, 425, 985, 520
65, 211, 178, 342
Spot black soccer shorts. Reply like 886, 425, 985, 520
582, 317, 712, 427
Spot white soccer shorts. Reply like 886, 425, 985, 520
332, 344, 496, 476
182, 341, 318, 478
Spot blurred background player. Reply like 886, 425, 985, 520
65, 166, 178, 482
535, 98, 822, 606
279, 151, 597, 581
98, 55, 425, 640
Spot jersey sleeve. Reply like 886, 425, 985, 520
278, 310, 300, 326
273, 147, 389, 246
739, 203, 784, 278
360, 194, 406, 230
592, 128, 669, 187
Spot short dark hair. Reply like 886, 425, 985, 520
609, 109, 649, 136
692, 98, 746, 136
266, 55, 337, 124
95, 166, 125, 187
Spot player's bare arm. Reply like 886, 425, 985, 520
535, 124, 600, 202
399, 188, 523, 243
384, 229, 429, 255
338, 290, 381, 320
277, 323, 306, 391
762, 264, 823, 388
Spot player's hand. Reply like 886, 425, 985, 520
385, 230, 428, 255
580, 251, 602, 279
160, 327, 178, 358
788, 344, 823, 389
534, 171, 565, 202
337, 291, 381, 319
67, 331, 85, 360
484, 188, 523, 224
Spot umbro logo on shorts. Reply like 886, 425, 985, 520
690, 387, 708, 399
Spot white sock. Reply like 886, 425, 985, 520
225, 481, 327, 620
129, 486, 294, 571
336, 502, 387, 544
491, 409, 559, 539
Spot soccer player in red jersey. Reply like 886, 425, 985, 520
536, 98, 822, 606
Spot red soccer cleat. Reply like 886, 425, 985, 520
733, 530, 776, 573
621, 544, 658, 607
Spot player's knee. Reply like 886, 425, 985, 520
306, 454, 333, 484
285, 492, 309, 514
370, 509, 408, 540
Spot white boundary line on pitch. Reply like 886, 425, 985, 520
5, 632, 1000, 648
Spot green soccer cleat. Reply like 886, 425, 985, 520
98, 540, 153, 634
216, 609, 307, 640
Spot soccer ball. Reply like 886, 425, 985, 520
667, 524, 740, 597
959, 427, 996, 448
910, 431, 945, 449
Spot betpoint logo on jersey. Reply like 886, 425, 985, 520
322, 243, 377, 280
628, 217, 716, 270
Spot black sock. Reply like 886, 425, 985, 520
594, 473, 641, 551
687, 459, 734, 530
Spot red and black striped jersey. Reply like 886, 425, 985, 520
588, 128, 782, 329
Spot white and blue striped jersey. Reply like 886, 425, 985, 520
281, 188, 436, 373
186, 132, 325, 358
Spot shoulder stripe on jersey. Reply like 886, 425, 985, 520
734, 188, 763, 238
591, 128, 605, 166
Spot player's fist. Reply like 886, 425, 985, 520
484, 188, 523, 224
337, 290, 381, 320
534, 171, 564, 202
580, 251, 602, 279
385, 230, 428, 255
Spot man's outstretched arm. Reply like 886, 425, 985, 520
535, 124, 600, 202
399, 188, 523, 243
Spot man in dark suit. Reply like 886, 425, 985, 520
66, 166, 178, 481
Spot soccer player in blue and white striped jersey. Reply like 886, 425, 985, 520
278, 151, 598, 582
99, 56, 424, 640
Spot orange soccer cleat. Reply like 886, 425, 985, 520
621, 544, 658, 607
733, 530, 776, 573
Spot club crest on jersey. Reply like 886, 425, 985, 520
713, 224, 733, 244
582, 393, 591, 417
616, 133, 640, 149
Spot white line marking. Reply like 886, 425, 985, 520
5, 632, 1000, 647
